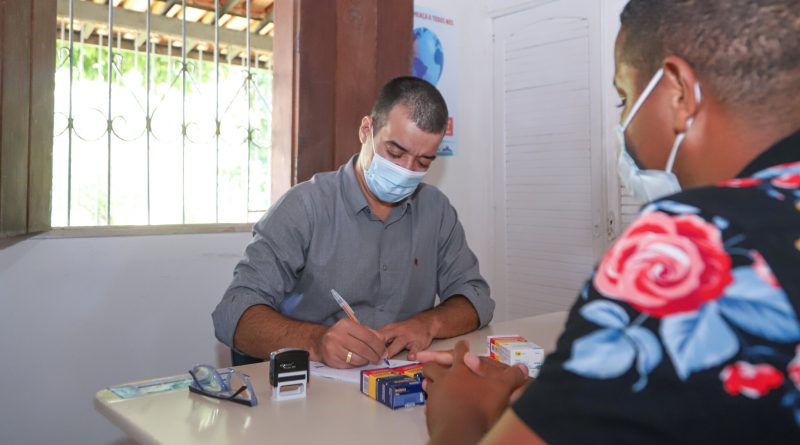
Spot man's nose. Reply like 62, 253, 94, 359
399, 156, 417, 171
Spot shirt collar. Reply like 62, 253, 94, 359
737, 128, 800, 178
341, 154, 415, 216
342, 155, 370, 215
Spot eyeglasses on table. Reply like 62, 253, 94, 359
188, 364, 258, 407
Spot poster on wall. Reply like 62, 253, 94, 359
413, 5, 457, 156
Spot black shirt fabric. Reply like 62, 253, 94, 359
513, 129, 800, 444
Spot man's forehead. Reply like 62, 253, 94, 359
382, 106, 428, 136
385, 103, 413, 124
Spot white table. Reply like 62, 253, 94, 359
95, 312, 567, 445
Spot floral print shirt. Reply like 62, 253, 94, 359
513, 130, 800, 444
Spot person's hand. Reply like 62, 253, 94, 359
422, 341, 529, 442
417, 348, 530, 402
314, 318, 387, 368
378, 317, 435, 360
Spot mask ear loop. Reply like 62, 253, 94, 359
622, 68, 665, 130
665, 83, 701, 172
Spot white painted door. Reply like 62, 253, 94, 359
492, 0, 607, 318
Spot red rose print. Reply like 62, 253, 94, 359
751, 251, 781, 288
720, 362, 785, 399
594, 212, 732, 318
718, 178, 763, 188
772, 173, 800, 190
789, 346, 800, 390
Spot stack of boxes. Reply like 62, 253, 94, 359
358, 335, 543, 409
361, 364, 425, 410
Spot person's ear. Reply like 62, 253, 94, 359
662, 56, 702, 134
359, 116, 372, 144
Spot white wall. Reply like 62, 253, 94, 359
422, 0, 630, 322
0, 232, 250, 445
417, 0, 504, 320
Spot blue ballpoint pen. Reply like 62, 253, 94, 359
330, 289, 391, 367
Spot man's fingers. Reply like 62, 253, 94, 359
347, 324, 388, 363
407, 344, 420, 361
346, 337, 382, 363
368, 327, 387, 344
386, 338, 408, 358
416, 350, 454, 366
325, 320, 383, 364
377, 323, 399, 341
346, 352, 369, 368
323, 335, 372, 367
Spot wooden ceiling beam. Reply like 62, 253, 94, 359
219, 0, 243, 18
186, 0, 273, 21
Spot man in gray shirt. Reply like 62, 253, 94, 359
213, 77, 493, 368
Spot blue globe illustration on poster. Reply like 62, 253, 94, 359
413, 27, 444, 85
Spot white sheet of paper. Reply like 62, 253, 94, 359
309, 360, 417, 384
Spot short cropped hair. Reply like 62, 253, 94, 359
370, 77, 449, 134
619, 0, 800, 120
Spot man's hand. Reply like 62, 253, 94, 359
314, 318, 387, 368
422, 341, 529, 444
378, 316, 436, 361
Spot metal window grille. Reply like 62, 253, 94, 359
53, 0, 274, 227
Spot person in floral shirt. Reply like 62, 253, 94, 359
419, 0, 800, 443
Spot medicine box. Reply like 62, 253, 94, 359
362, 369, 398, 399
379, 376, 424, 410
487, 335, 544, 378
360, 363, 425, 410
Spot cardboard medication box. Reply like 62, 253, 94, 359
377, 375, 425, 410
488, 335, 544, 378
361, 364, 425, 410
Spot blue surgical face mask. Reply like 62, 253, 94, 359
363, 127, 427, 203
617, 68, 701, 203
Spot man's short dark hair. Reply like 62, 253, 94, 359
619, 0, 800, 120
371, 77, 449, 134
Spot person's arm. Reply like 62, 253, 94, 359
233, 305, 386, 368
479, 410, 548, 445
429, 409, 547, 445
379, 198, 493, 359
434, 199, 494, 327
212, 188, 386, 368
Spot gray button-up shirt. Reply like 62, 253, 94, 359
212, 155, 493, 348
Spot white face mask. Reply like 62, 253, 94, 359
616, 68, 701, 203
363, 126, 427, 203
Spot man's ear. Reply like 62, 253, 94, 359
359, 116, 372, 144
662, 55, 702, 133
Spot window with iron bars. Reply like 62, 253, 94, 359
52, 0, 274, 227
